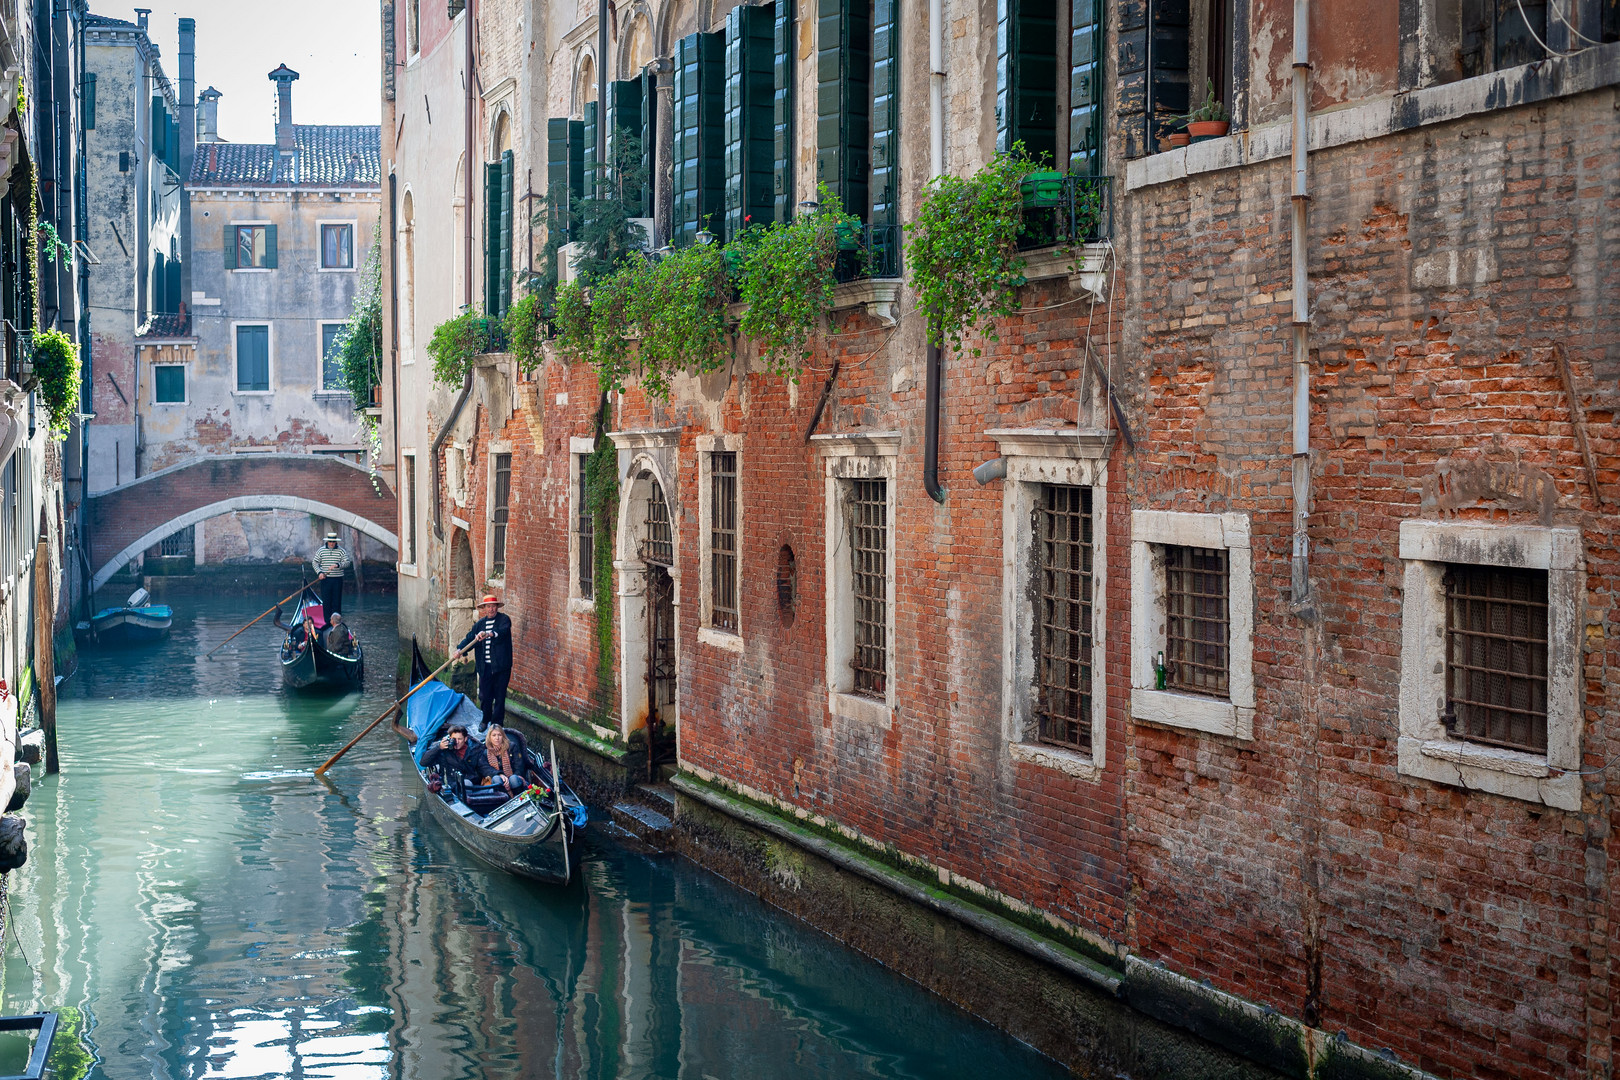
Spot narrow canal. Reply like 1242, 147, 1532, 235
0, 593, 1068, 1079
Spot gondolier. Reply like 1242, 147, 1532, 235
311, 532, 353, 615
456, 594, 513, 727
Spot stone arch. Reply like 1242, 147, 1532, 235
612, 448, 682, 743
447, 526, 479, 648
572, 49, 597, 117
656, 0, 703, 55
89, 496, 399, 593
620, 5, 655, 74
490, 107, 513, 159
399, 187, 417, 362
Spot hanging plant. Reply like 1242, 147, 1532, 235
32, 328, 80, 440
504, 290, 545, 374
583, 425, 619, 706
904, 144, 1041, 355
427, 307, 497, 386
735, 189, 860, 378
629, 241, 730, 399
36, 222, 71, 267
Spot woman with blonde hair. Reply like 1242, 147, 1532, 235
483, 724, 537, 795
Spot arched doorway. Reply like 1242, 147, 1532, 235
448, 527, 477, 656
638, 474, 677, 777
614, 451, 681, 778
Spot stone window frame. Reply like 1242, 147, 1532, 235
316, 218, 358, 272
398, 449, 419, 576
151, 362, 187, 406
229, 219, 274, 273
813, 432, 900, 729
567, 436, 596, 615
231, 320, 274, 395
485, 440, 513, 585
991, 428, 1112, 782
696, 434, 744, 652
315, 320, 349, 396
1130, 509, 1256, 741
1397, 519, 1584, 811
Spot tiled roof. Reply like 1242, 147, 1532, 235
188, 125, 380, 189
84, 13, 143, 30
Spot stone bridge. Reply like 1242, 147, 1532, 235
86, 454, 398, 591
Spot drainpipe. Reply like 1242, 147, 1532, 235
463, 0, 474, 311
922, 0, 946, 504
1289, 0, 1313, 616
388, 172, 400, 471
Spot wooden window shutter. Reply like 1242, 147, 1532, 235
869, 0, 899, 231
263, 224, 277, 268
498, 150, 514, 314
484, 160, 501, 314
606, 79, 644, 212
1069, 0, 1104, 175
672, 31, 725, 246
772, 0, 794, 223
640, 67, 658, 219
223, 224, 237, 269
1148, 0, 1190, 148
582, 100, 598, 197
566, 119, 586, 212
151, 97, 166, 160
995, 0, 1058, 164
724, 3, 776, 241
546, 117, 572, 240
814, 0, 870, 220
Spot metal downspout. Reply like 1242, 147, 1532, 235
1289, 0, 1313, 616
388, 173, 401, 472
463, 1, 475, 311
922, 0, 946, 504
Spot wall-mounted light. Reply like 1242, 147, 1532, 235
695, 229, 714, 246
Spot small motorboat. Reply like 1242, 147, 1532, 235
90, 588, 173, 645
280, 590, 363, 691
404, 641, 586, 884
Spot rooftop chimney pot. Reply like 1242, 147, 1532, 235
268, 64, 300, 155
133, 8, 150, 29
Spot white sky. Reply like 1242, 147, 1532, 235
107, 1, 382, 143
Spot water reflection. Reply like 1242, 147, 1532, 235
1, 593, 1064, 1079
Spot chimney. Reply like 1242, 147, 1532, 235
134, 8, 150, 30
268, 64, 300, 183
197, 87, 221, 143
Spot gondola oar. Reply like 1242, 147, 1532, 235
203, 586, 310, 659
314, 649, 465, 776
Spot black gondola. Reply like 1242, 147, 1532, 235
404, 641, 586, 884
279, 590, 363, 690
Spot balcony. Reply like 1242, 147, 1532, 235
1016, 173, 1112, 251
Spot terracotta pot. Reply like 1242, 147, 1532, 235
1187, 120, 1229, 138
1168, 132, 1191, 148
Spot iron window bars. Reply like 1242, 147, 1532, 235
643, 476, 674, 567
710, 451, 738, 631
1034, 484, 1093, 751
1164, 545, 1230, 697
576, 456, 594, 599
1444, 564, 1550, 754
849, 478, 888, 698
491, 454, 512, 578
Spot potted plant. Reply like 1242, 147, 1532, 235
1183, 79, 1230, 140
1168, 127, 1192, 148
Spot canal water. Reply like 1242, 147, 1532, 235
0, 593, 1067, 1079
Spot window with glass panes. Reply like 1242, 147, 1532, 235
491, 454, 512, 577
1164, 545, 1230, 697
320, 323, 344, 391
403, 455, 417, 565
1444, 564, 1549, 753
848, 478, 887, 698
577, 455, 594, 598
1034, 484, 1092, 751
321, 223, 354, 269
710, 451, 738, 631
230, 224, 274, 269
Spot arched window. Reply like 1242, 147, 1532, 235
399, 189, 416, 364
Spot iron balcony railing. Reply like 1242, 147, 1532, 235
833, 223, 902, 283
1016, 173, 1112, 251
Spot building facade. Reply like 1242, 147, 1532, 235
385, 1, 1620, 1076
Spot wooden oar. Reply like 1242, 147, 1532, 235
315, 649, 464, 776
203, 586, 311, 659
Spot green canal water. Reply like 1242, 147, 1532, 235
0, 594, 1068, 1079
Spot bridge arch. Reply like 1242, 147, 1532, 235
86, 454, 398, 592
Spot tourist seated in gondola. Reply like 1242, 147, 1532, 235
421, 723, 487, 788
324, 612, 357, 657
273, 605, 310, 651
482, 725, 539, 796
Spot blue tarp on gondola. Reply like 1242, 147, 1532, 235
407, 681, 468, 766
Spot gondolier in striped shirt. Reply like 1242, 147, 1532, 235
311, 532, 354, 615
456, 594, 513, 727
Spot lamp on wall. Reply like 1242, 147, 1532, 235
695, 229, 714, 246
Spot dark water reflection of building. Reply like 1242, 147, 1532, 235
1, 594, 1063, 1079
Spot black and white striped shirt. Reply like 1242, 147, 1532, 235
312, 546, 353, 579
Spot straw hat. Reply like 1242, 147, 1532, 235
479, 594, 504, 606
324, 532, 339, 542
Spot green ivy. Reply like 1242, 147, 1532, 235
334, 223, 383, 404
504, 290, 544, 374
735, 189, 860, 378
36, 222, 71, 267
632, 241, 730, 398
583, 426, 619, 705
904, 145, 1040, 355
427, 307, 497, 386
33, 328, 80, 440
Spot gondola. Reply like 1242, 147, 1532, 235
279, 590, 364, 690
404, 641, 586, 884
90, 588, 173, 645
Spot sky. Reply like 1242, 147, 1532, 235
111, 1, 382, 143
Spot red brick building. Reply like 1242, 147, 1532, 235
385, 0, 1620, 1075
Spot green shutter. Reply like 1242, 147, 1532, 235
724, 3, 776, 240
1069, 0, 1104, 174
84, 73, 96, 131
546, 117, 572, 239
606, 79, 644, 212
263, 224, 277, 268
869, 0, 898, 231
640, 67, 658, 219
151, 96, 166, 160
484, 160, 501, 313
815, 0, 869, 220
223, 223, 236, 269
996, 0, 1058, 164
672, 31, 725, 246
166, 259, 181, 314
773, 0, 794, 222
582, 100, 598, 197
498, 149, 513, 314
567, 119, 586, 208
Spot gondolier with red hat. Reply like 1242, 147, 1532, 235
311, 531, 354, 615
456, 593, 513, 727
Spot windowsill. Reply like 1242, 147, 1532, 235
1131, 687, 1253, 741
232, 267, 273, 273
1009, 741, 1102, 783
486, 575, 505, 588
829, 691, 891, 729
318, 266, 357, 273
234, 389, 274, 396
828, 278, 902, 327
152, 401, 187, 407
397, 562, 418, 577
1020, 243, 1110, 297
698, 626, 743, 652
1398, 736, 1580, 812
567, 596, 595, 616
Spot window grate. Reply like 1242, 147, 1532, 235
1164, 545, 1230, 697
491, 454, 512, 578
1034, 484, 1092, 751
643, 477, 673, 567
159, 526, 194, 557
576, 455, 593, 599
404, 456, 417, 566
1445, 564, 1549, 754
710, 451, 738, 631
849, 478, 888, 699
